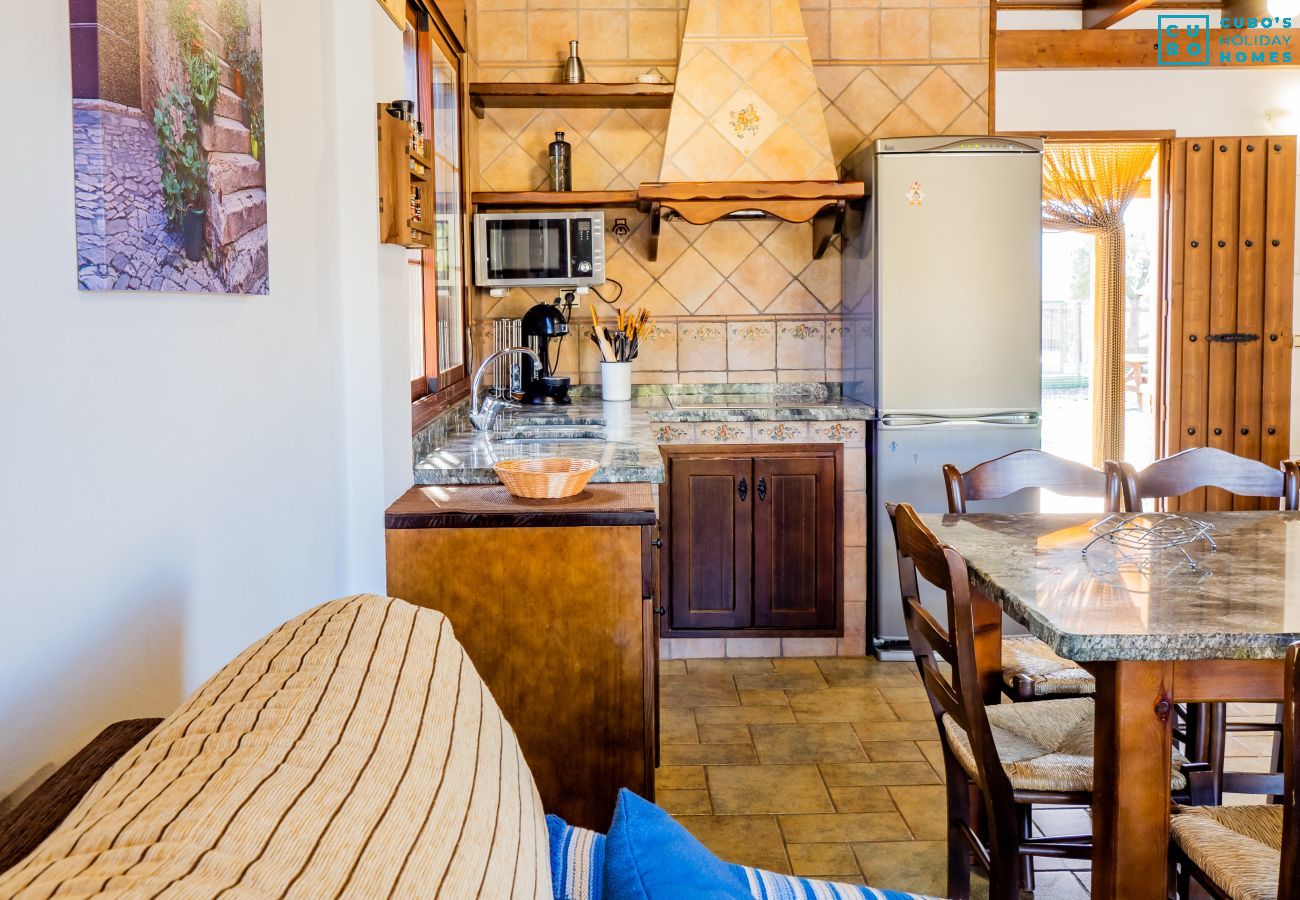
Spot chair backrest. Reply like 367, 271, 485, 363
1283, 643, 1300, 899
943, 449, 1112, 514
1107, 447, 1299, 512
886, 503, 1014, 805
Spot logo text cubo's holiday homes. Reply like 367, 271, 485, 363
1158, 15, 1294, 67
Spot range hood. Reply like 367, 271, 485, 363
636, 0, 863, 260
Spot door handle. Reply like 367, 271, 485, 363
738, 477, 748, 502
757, 476, 767, 501
1205, 332, 1260, 343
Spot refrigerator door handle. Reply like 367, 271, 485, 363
879, 413, 1042, 428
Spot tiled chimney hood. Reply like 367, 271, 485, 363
636, 0, 864, 260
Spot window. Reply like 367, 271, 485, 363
405, 3, 468, 409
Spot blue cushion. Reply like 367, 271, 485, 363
548, 814, 607, 900
601, 790, 935, 900
603, 789, 749, 898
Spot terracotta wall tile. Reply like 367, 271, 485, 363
469, 0, 990, 393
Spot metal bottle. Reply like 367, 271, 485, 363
563, 40, 585, 84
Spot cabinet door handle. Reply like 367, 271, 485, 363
738, 477, 748, 502
757, 476, 767, 501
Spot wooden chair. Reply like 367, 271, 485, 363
943, 449, 1112, 702
943, 448, 1112, 515
1170, 642, 1300, 900
1107, 447, 1300, 800
886, 502, 1193, 900
1107, 446, 1299, 514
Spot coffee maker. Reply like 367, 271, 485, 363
520, 300, 572, 404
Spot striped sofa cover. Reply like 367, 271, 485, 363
0, 595, 550, 899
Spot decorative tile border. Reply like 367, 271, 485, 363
754, 421, 809, 442
696, 423, 752, 443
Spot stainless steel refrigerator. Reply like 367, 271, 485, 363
841, 136, 1044, 660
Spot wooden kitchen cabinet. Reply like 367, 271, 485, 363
385, 483, 658, 831
662, 445, 843, 638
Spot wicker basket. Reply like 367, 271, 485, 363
494, 457, 600, 499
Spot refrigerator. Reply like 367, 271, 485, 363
841, 136, 1045, 661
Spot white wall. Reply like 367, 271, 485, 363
0, 1, 411, 801
997, 56, 1300, 451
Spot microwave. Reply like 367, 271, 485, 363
473, 212, 605, 288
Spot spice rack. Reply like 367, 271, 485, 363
377, 103, 434, 250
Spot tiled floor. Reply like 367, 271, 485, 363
655, 656, 1278, 899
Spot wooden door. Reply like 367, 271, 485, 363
1165, 136, 1296, 510
667, 455, 753, 629
753, 452, 841, 629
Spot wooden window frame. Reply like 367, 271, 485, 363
407, 0, 472, 424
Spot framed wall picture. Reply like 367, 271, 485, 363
69, 0, 270, 294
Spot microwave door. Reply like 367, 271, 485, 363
487, 219, 566, 281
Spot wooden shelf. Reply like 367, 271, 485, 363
469, 82, 673, 118
472, 190, 640, 209
637, 181, 865, 262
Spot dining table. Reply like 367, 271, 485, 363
919, 510, 1300, 900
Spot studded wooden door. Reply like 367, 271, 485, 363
1165, 137, 1296, 510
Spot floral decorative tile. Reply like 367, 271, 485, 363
777, 320, 826, 370
726, 322, 776, 371
754, 422, 808, 442
653, 424, 694, 444
696, 423, 752, 443
811, 421, 864, 446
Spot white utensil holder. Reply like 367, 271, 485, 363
600, 361, 632, 402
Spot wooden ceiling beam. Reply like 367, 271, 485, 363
1083, 0, 1157, 29
997, 28, 1300, 68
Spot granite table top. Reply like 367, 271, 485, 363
413, 383, 874, 486
920, 511, 1300, 662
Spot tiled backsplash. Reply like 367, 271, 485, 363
466, 0, 989, 383
473, 315, 856, 386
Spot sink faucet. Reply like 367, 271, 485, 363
468, 347, 542, 431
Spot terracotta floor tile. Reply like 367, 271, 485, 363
877, 685, 930, 705
851, 720, 940, 743
887, 701, 937, 722
656, 765, 706, 790
916, 740, 946, 774
751, 722, 868, 764
686, 658, 776, 674
660, 707, 699, 744
786, 842, 861, 878
733, 672, 830, 692
778, 811, 910, 843
852, 840, 952, 897
772, 658, 823, 673
660, 742, 757, 766
659, 659, 688, 675
887, 785, 947, 840
816, 658, 923, 688
787, 687, 896, 724
698, 722, 752, 744
695, 704, 795, 725
707, 763, 834, 815
740, 688, 790, 706
819, 761, 942, 787
657, 788, 712, 815
660, 673, 741, 708
674, 814, 791, 872
828, 785, 897, 813
862, 741, 925, 763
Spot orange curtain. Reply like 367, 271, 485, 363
1042, 142, 1157, 467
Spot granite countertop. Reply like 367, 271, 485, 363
920, 511, 1300, 662
413, 383, 874, 486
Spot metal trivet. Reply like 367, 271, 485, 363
1081, 512, 1217, 568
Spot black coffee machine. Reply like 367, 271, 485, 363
521, 300, 572, 405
